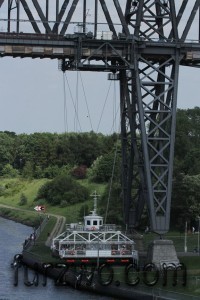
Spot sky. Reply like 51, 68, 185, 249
0, 57, 120, 135
0, 57, 199, 135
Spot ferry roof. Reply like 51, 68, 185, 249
54, 230, 135, 245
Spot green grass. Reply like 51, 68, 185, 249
0, 177, 106, 223
0, 178, 48, 208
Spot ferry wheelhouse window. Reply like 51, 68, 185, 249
87, 220, 91, 225
93, 220, 97, 226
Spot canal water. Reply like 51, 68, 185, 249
0, 217, 113, 300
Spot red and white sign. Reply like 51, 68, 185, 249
34, 205, 45, 212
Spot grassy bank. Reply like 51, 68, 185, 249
0, 178, 105, 223
0, 206, 45, 227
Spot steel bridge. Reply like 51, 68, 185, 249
0, 0, 200, 235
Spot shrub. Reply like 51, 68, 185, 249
2, 164, 19, 178
19, 193, 28, 206
0, 185, 6, 196
35, 173, 89, 206
60, 200, 68, 208
71, 165, 87, 179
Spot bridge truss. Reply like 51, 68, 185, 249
0, 0, 200, 234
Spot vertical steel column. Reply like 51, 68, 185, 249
7, 0, 12, 32
120, 50, 181, 234
16, 0, 20, 33
121, 0, 182, 234
83, 0, 86, 33
120, 65, 147, 229
94, 0, 98, 37
56, 0, 59, 34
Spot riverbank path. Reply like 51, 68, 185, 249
45, 214, 66, 247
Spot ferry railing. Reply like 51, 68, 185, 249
64, 224, 122, 231
101, 224, 121, 231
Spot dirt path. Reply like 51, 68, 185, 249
0, 203, 66, 247
45, 214, 66, 246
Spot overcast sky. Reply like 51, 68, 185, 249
0, 57, 199, 135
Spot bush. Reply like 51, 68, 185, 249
2, 164, 19, 178
71, 165, 87, 179
19, 193, 28, 206
43, 165, 60, 179
0, 185, 6, 196
60, 200, 68, 207
35, 173, 89, 206
3, 180, 24, 197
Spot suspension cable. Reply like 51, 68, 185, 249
113, 80, 117, 132
64, 73, 82, 132
104, 128, 120, 224
104, 81, 121, 223
75, 70, 79, 132
63, 72, 68, 133
96, 80, 112, 132
79, 72, 94, 131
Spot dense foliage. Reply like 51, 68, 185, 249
0, 131, 118, 178
172, 107, 200, 229
99, 182, 123, 225
0, 107, 199, 230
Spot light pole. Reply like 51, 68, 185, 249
184, 221, 187, 253
97, 231, 100, 269
198, 217, 200, 255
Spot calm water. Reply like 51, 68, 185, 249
0, 217, 113, 300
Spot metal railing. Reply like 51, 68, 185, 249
23, 215, 48, 250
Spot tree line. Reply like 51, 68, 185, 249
0, 107, 199, 230
0, 131, 118, 179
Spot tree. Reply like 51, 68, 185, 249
88, 151, 121, 183
99, 181, 123, 225
174, 107, 200, 175
0, 132, 15, 173
34, 165, 44, 179
35, 173, 89, 206
22, 161, 34, 179
43, 165, 60, 179
171, 174, 200, 229
2, 164, 19, 178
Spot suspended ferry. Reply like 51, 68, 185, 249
51, 192, 138, 265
